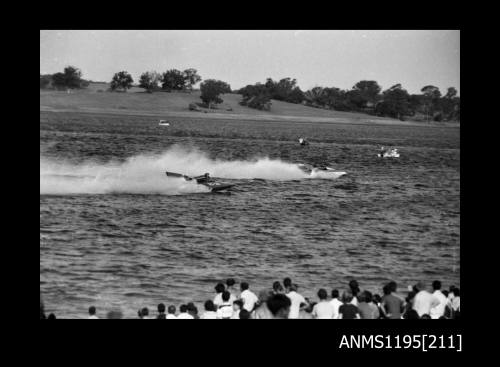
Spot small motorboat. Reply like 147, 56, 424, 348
377, 148, 400, 158
159, 120, 170, 126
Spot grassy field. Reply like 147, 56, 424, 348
41, 83, 457, 127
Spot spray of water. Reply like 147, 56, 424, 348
40, 145, 345, 195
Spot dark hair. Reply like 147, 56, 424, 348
442, 290, 449, 297
432, 280, 442, 290
439, 315, 447, 319
168, 305, 176, 314
341, 289, 353, 303
180, 304, 188, 313
266, 294, 291, 317
215, 283, 225, 294
226, 278, 235, 287
239, 309, 251, 319
88, 306, 96, 315
233, 300, 244, 308
331, 289, 339, 299
222, 291, 231, 302
317, 288, 328, 300
204, 300, 216, 312
240, 282, 249, 291
106, 310, 123, 319
187, 302, 198, 314
388, 281, 397, 292
272, 281, 283, 293
349, 280, 360, 295
364, 290, 373, 303
373, 294, 382, 303
451, 288, 460, 297
157, 303, 165, 313
47, 313, 56, 319
283, 277, 292, 288
403, 309, 419, 319
141, 307, 149, 316
406, 291, 416, 303
421, 314, 431, 319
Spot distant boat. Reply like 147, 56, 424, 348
159, 120, 170, 126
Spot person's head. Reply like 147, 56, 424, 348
233, 300, 243, 312
204, 300, 216, 312
47, 313, 56, 319
222, 291, 231, 302
215, 283, 225, 294
383, 284, 391, 295
106, 310, 123, 319
403, 309, 419, 319
406, 291, 416, 303
364, 291, 373, 303
451, 288, 460, 297
442, 290, 449, 297
283, 277, 292, 289
157, 303, 165, 314
331, 289, 339, 299
415, 281, 426, 292
141, 307, 149, 317
226, 278, 236, 288
266, 294, 291, 319
373, 294, 382, 304
290, 283, 298, 292
317, 288, 328, 301
180, 304, 188, 313
239, 309, 251, 319
388, 281, 397, 293
272, 281, 284, 294
341, 289, 354, 303
432, 280, 442, 291
349, 280, 360, 295
88, 306, 96, 316
168, 305, 176, 314
240, 282, 249, 291
187, 302, 198, 315
421, 314, 431, 319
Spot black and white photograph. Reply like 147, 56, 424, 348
40, 30, 460, 326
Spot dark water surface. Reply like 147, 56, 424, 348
40, 112, 460, 318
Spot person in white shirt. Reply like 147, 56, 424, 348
430, 280, 448, 319
200, 300, 217, 319
217, 291, 234, 319
88, 306, 98, 319
166, 305, 177, 319
312, 288, 336, 319
214, 283, 236, 308
240, 282, 259, 312
412, 281, 440, 317
177, 304, 194, 319
329, 289, 343, 319
286, 284, 307, 319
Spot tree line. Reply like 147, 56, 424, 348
238, 79, 460, 122
40, 66, 459, 121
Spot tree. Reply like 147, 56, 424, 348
352, 80, 381, 106
445, 87, 458, 99
183, 68, 202, 91
375, 84, 411, 120
139, 71, 161, 93
110, 71, 134, 91
51, 72, 67, 90
200, 79, 231, 108
239, 83, 272, 110
63, 66, 83, 89
420, 85, 441, 121
161, 69, 185, 91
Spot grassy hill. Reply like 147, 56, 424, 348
40, 83, 452, 126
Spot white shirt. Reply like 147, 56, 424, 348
88, 315, 99, 319
177, 312, 194, 319
214, 293, 236, 307
329, 298, 343, 319
413, 290, 440, 317
217, 302, 234, 319
430, 290, 448, 319
240, 289, 259, 311
166, 314, 177, 319
200, 311, 217, 319
351, 297, 358, 306
231, 310, 240, 319
286, 291, 306, 319
312, 301, 335, 319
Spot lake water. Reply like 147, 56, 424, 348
40, 112, 460, 318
